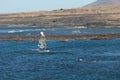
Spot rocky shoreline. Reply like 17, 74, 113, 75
0, 33, 120, 41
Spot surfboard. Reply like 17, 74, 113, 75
32, 49, 70, 54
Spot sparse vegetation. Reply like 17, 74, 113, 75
0, 5, 120, 28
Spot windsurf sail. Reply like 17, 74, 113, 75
38, 32, 46, 50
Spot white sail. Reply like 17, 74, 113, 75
38, 32, 46, 50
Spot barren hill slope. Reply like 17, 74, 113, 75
85, 0, 120, 7
0, 5, 120, 28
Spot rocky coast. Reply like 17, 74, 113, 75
0, 33, 120, 41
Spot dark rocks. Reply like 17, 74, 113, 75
0, 33, 120, 41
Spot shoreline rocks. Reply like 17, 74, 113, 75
0, 33, 120, 41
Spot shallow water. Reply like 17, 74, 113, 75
0, 39, 120, 80
0, 27, 120, 36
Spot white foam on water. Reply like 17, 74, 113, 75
72, 30, 81, 34
32, 49, 50, 53
0, 28, 47, 33
8, 30, 24, 33
23, 29, 46, 32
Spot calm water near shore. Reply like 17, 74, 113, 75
0, 39, 120, 80
0, 27, 120, 36
0, 26, 120, 80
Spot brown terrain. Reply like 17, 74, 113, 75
85, 0, 120, 7
0, 5, 120, 28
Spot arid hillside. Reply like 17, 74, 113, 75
0, 5, 120, 28
85, 0, 120, 7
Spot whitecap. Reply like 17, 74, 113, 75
8, 30, 24, 33
8, 30, 17, 33
22, 29, 46, 32
72, 30, 81, 34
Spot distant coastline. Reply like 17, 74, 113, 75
0, 5, 120, 28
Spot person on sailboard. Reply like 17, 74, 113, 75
38, 32, 46, 50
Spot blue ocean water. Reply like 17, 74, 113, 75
0, 39, 120, 80
0, 27, 120, 36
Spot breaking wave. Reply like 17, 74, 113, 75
72, 30, 81, 34
8, 30, 24, 33
0, 29, 47, 33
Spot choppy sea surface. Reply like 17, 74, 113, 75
0, 27, 120, 36
0, 27, 120, 80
